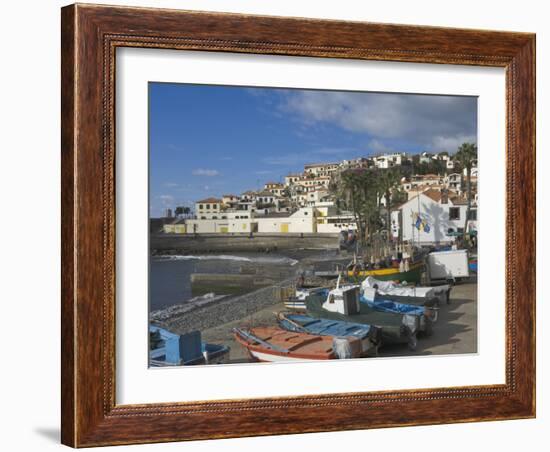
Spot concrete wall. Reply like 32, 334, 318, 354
163, 224, 187, 234
317, 221, 357, 233
151, 233, 339, 253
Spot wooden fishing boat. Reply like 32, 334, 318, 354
277, 312, 381, 356
233, 326, 362, 362
361, 276, 450, 306
305, 290, 419, 350
346, 261, 425, 284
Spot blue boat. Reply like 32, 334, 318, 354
360, 296, 436, 335
149, 325, 230, 366
277, 312, 381, 356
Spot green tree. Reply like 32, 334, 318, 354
454, 142, 478, 240
376, 167, 401, 243
333, 169, 379, 246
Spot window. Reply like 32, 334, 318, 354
199, 204, 203, 210
468, 210, 477, 221
206, 204, 210, 209
449, 207, 460, 220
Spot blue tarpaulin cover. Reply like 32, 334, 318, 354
279, 313, 372, 339
360, 296, 425, 316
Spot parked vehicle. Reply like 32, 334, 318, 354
427, 249, 470, 283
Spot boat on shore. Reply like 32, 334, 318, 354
361, 276, 451, 306
149, 325, 230, 366
346, 261, 425, 284
233, 326, 362, 362
305, 288, 419, 350
276, 312, 381, 356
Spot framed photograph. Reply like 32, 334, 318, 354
61, 3, 535, 447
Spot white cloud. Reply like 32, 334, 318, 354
163, 182, 179, 188
192, 169, 220, 177
368, 139, 394, 153
263, 147, 361, 166
431, 134, 477, 153
281, 91, 477, 149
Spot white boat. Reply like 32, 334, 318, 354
361, 276, 451, 305
283, 285, 329, 310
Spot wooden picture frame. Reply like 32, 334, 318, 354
61, 3, 536, 447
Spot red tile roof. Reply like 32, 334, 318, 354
422, 188, 443, 203
196, 197, 222, 204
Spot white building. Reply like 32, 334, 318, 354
391, 189, 477, 244
445, 173, 462, 192
237, 191, 257, 212
303, 162, 339, 177
195, 198, 222, 219
373, 153, 405, 169
264, 182, 285, 196
410, 174, 444, 188
256, 207, 317, 233
222, 194, 240, 209
315, 205, 357, 233
304, 189, 331, 207
185, 217, 256, 234
284, 173, 302, 186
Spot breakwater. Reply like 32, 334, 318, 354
150, 278, 296, 335
151, 232, 339, 254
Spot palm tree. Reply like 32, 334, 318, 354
376, 168, 401, 243
454, 142, 477, 241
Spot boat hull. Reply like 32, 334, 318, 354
305, 294, 417, 349
233, 327, 338, 362
277, 312, 380, 356
347, 262, 424, 284
247, 349, 331, 363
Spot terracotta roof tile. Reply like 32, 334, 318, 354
196, 197, 222, 204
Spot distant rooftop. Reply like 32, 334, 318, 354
422, 188, 443, 203
196, 197, 222, 204
304, 162, 339, 168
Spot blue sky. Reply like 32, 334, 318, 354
149, 83, 477, 217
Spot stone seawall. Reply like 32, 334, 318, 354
151, 278, 296, 335
151, 233, 339, 253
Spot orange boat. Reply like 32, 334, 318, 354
233, 327, 361, 362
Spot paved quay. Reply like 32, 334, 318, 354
201, 279, 478, 363
378, 280, 477, 357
